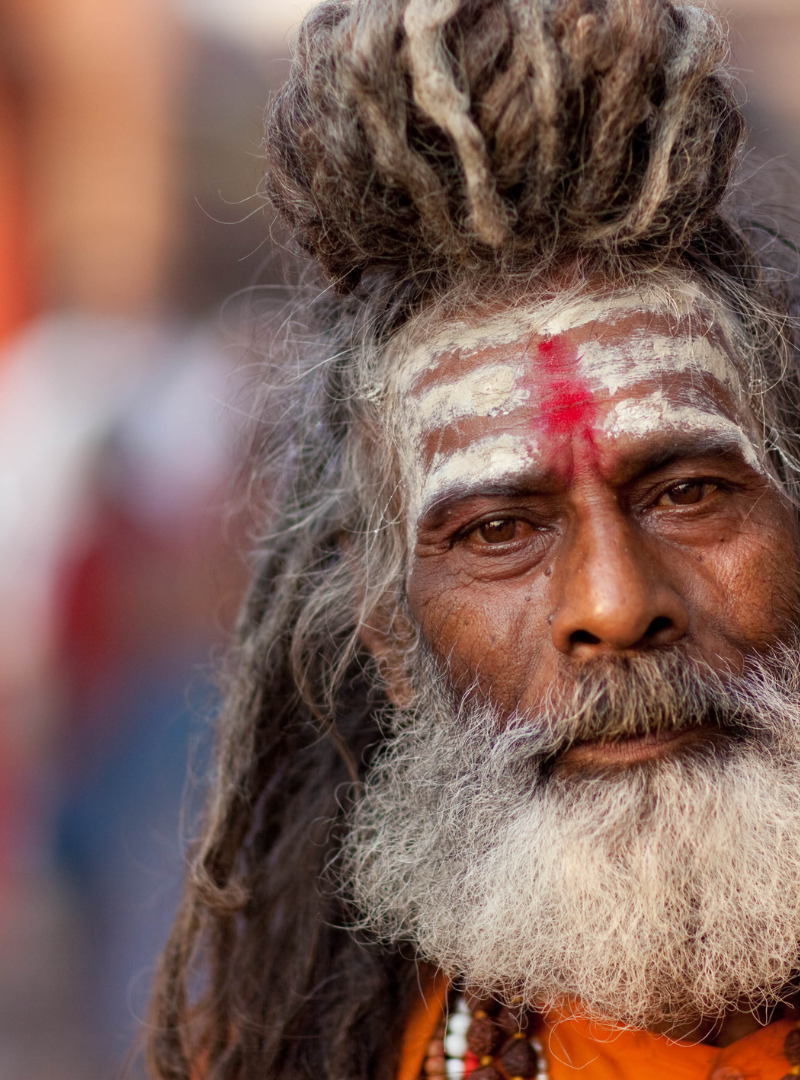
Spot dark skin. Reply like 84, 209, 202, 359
362, 304, 800, 1045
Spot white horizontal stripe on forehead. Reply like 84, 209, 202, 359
392, 282, 737, 388
415, 431, 542, 519
402, 361, 529, 438
575, 333, 740, 398
402, 332, 742, 440
601, 393, 763, 472
540, 282, 729, 338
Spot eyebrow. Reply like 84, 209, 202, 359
415, 430, 761, 529
612, 430, 758, 483
417, 475, 552, 529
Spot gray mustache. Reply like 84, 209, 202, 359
456, 648, 800, 773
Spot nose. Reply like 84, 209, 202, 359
549, 500, 689, 656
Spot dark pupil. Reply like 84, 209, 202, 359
671, 482, 703, 504
480, 519, 516, 542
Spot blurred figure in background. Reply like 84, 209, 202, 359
0, 0, 258, 1075
54, 331, 247, 1069
0, 0, 182, 1074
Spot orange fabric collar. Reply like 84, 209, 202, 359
543, 1010, 796, 1079
397, 972, 450, 1080
398, 978, 797, 1080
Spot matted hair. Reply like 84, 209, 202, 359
147, 1, 800, 1077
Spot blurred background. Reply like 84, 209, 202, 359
0, 0, 797, 1076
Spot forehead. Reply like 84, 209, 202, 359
390, 286, 740, 400
386, 285, 752, 521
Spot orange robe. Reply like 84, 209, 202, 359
399, 976, 798, 1080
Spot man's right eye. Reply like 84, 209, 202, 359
475, 518, 520, 544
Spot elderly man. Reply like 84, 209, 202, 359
148, 0, 800, 1078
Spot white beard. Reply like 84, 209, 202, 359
339, 648, 800, 1029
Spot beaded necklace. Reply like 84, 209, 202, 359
423, 995, 548, 1080
423, 995, 800, 1080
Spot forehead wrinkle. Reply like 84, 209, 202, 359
407, 341, 532, 397
420, 416, 502, 470
570, 303, 732, 352
417, 399, 568, 468
604, 368, 743, 416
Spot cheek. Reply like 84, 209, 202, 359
407, 556, 551, 702
407, 557, 491, 668
689, 502, 800, 647
730, 545, 799, 641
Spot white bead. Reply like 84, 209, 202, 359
455, 996, 471, 1016
444, 1032, 467, 1058
445, 1060, 464, 1079
448, 1013, 470, 1035
529, 1037, 548, 1079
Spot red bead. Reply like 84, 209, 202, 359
463, 1051, 481, 1078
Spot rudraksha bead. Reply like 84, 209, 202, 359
499, 1033, 537, 1078
423, 1055, 446, 1077
467, 1014, 500, 1056
465, 992, 500, 1016
469, 1067, 502, 1080
497, 1006, 524, 1035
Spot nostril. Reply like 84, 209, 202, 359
646, 615, 673, 638
570, 629, 601, 646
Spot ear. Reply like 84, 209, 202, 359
358, 608, 416, 708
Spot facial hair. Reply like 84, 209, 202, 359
338, 646, 800, 1030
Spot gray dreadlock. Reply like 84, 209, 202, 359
266, 0, 740, 289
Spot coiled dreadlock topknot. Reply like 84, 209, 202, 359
265, 0, 743, 293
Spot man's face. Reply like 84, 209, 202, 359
344, 290, 800, 1029
395, 288, 799, 752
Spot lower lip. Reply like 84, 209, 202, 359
559, 728, 710, 771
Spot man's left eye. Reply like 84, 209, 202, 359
476, 518, 521, 543
656, 481, 717, 507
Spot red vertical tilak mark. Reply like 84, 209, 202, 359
533, 337, 596, 447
